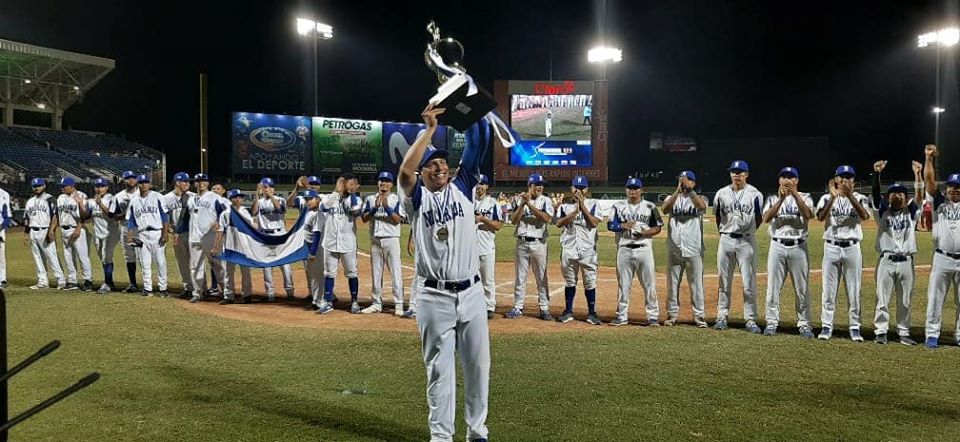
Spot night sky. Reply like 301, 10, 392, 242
2, 0, 957, 185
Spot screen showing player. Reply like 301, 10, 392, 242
509, 140, 593, 167
510, 94, 592, 142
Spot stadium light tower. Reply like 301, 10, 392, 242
588, 46, 622, 82
296, 17, 334, 116
918, 26, 958, 146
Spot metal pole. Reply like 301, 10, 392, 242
935, 42, 942, 146
313, 36, 319, 116
200, 73, 209, 174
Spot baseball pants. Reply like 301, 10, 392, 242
371, 236, 404, 307
119, 225, 139, 264
765, 241, 811, 328
717, 234, 758, 322
820, 242, 862, 330
189, 231, 222, 297
924, 252, 960, 340
513, 239, 549, 311
666, 246, 705, 322
479, 253, 496, 312
29, 228, 64, 287
874, 255, 913, 337
615, 245, 658, 322
324, 250, 358, 279
0, 231, 6, 283
417, 282, 489, 442
304, 243, 323, 304
561, 249, 598, 290
174, 234, 193, 292
61, 226, 92, 284
222, 261, 252, 300
262, 264, 294, 297
94, 233, 120, 266
137, 230, 167, 292
408, 274, 423, 313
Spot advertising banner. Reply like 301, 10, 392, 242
381, 122, 448, 172
313, 117, 383, 175
232, 113, 310, 175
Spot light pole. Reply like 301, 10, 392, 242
918, 27, 958, 146
296, 17, 334, 116
588, 46, 621, 185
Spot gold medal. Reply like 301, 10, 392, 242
436, 226, 449, 241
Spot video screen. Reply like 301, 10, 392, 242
510, 94, 592, 141
509, 140, 592, 167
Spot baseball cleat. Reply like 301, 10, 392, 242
29, 284, 47, 290
124, 284, 139, 293
714, 317, 728, 330
286, 289, 296, 299
316, 304, 334, 314
303, 303, 319, 311
745, 321, 761, 334
800, 326, 815, 339
396, 308, 406, 317
471, 438, 489, 442
647, 320, 660, 327
898, 336, 916, 346
695, 318, 709, 328
350, 302, 361, 314
218, 298, 234, 305
504, 309, 523, 319
850, 329, 864, 342
189, 296, 201, 303
63, 283, 79, 291
81, 280, 94, 292
56, 284, 67, 290
96, 283, 112, 294
361, 304, 382, 314
0, 281, 5, 289
487, 311, 495, 320
240, 296, 252, 304
557, 311, 574, 323
763, 325, 777, 336
874, 334, 887, 345
925, 337, 939, 349
586, 313, 603, 325
159, 290, 169, 298
141, 290, 153, 297
266, 295, 276, 303
401, 309, 416, 319
538, 310, 553, 321
609, 318, 629, 326
818, 326, 832, 340
664, 317, 678, 327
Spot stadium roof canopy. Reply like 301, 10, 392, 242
0, 39, 115, 127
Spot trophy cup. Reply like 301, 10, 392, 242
424, 21, 497, 132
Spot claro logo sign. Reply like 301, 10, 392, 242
249, 127, 298, 151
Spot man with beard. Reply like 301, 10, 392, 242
164, 172, 195, 297
110, 171, 141, 292
83, 178, 121, 293
23, 178, 65, 289
56, 177, 93, 291
361, 171, 407, 315
126, 175, 169, 297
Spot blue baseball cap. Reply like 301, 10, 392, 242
30, 177, 45, 187
59, 177, 76, 187
378, 171, 395, 182
306, 175, 320, 185
418, 146, 449, 169
835, 165, 856, 178
173, 172, 190, 182
626, 177, 643, 189
728, 160, 749, 172
193, 173, 209, 182
121, 171, 136, 180
946, 173, 960, 186
572, 176, 589, 189
887, 183, 908, 194
137, 174, 151, 183
528, 173, 546, 185
302, 189, 319, 199
679, 170, 697, 181
779, 167, 799, 178
478, 174, 490, 185
260, 177, 274, 187
227, 189, 244, 199
94, 178, 109, 187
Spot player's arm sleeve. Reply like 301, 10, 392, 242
908, 200, 920, 220
871, 172, 883, 209
651, 206, 664, 227
215, 200, 226, 217
490, 201, 501, 221
454, 118, 503, 197
308, 233, 322, 255
606, 206, 623, 232
753, 195, 762, 227
713, 194, 722, 229
127, 210, 138, 229
158, 198, 169, 224
0, 202, 10, 229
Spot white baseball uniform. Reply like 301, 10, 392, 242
475, 194, 501, 312
512, 195, 554, 312
163, 189, 195, 292
817, 192, 871, 330
255, 195, 295, 296
218, 206, 253, 300
557, 199, 599, 298
0, 187, 9, 284
365, 192, 406, 308
187, 191, 227, 297
872, 194, 918, 338
714, 184, 764, 322
127, 190, 168, 292
665, 192, 707, 322
304, 203, 326, 306
88, 193, 121, 284
24, 192, 64, 287
321, 192, 362, 301
110, 187, 141, 265
57, 191, 92, 285
924, 191, 960, 341
611, 199, 663, 323
763, 193, 815, 328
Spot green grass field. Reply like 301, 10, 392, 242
6, 218, 960, 441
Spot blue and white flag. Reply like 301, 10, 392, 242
219, 209, 309, 268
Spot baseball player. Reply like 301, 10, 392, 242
661, 170, 709, 328
212, 189, 253, 304
475, 174, 503, 320
921, 144, 960, 349
110, 171, 141, 292
23, 178, 65, 289
870, 160, 920, 345
163, 172, 195, 297
186, 173, 226, 303
505, 173, 554, 320
321, 173, 363, 313
83, 178, 121, 293
398, 103, 490, 442
816, 165, 871, 341
761, 167, 815, 337
608, 178, 663, 326
544, 110, 553, 138
713, 160, 764, 332
555, 176, 602, 325
287, 177, 329, 311
126, 175, 169, 297
0, 185, 10, 288
56, 177, 93, 291
361, 171, 407, 315
251, 177, 295, 301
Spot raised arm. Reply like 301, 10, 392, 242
913, 160, 924, 202
925, 144, 938, 198
399, 104, 444, 196
871, 160, 886, 209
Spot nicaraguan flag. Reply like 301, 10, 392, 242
220, 209, 309, 268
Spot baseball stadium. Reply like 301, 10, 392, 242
1, 1, 960, 441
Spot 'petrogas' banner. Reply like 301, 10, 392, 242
232, 113, 310, 174
382, 122, 447, 172
313, 117, 383, 175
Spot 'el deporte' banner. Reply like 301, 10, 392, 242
232, 113, 310, 175
313, 117, 383, 175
